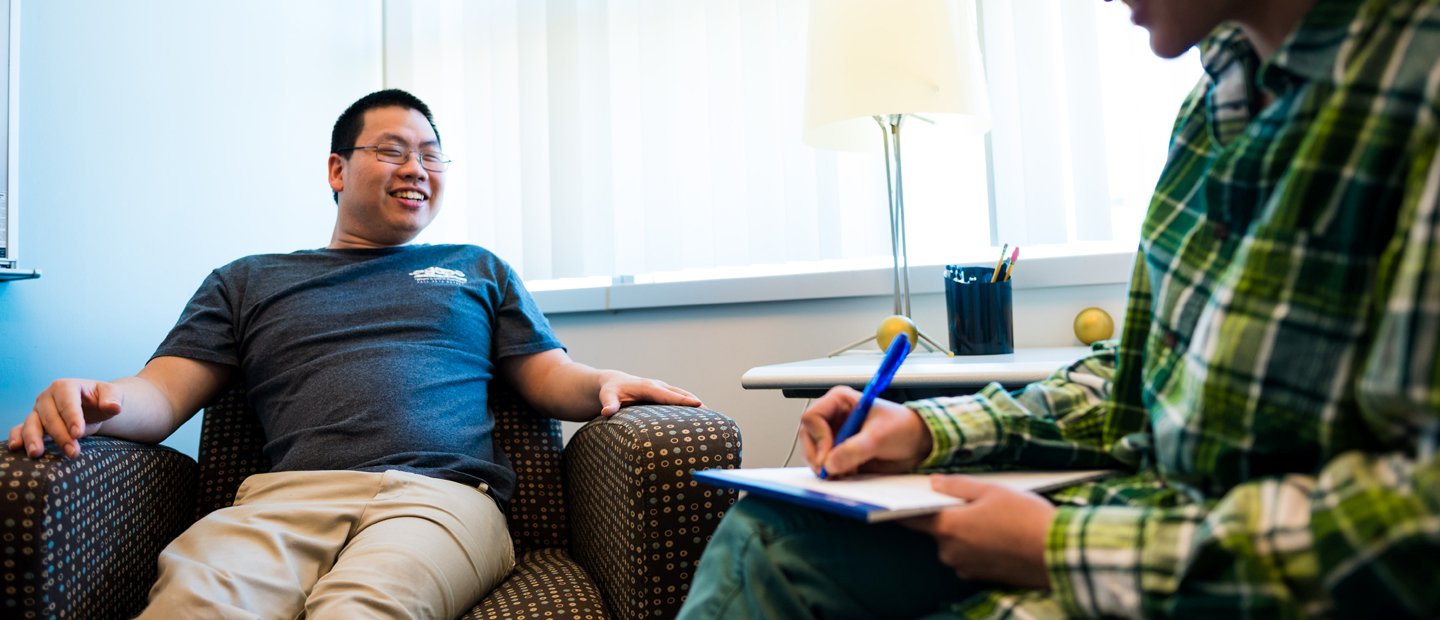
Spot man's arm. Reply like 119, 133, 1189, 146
498, 349, 701, 422
801, 339, 1131, 479
7, 356, 232, 458
1045, 136, 1440, 618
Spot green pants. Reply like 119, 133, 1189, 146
678, 496, 979, 619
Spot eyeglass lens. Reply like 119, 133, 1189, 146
372, 144, 449, 172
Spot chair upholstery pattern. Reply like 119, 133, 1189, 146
567, 408, 742, 619
195, 386, 268, 519
462, 547, 607, 620
0, 438, 197, 619
489, 383, 569, 554
0, 381, 741, 619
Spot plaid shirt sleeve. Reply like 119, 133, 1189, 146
1045, 133, 1440, 619
910, 342, 1131, 471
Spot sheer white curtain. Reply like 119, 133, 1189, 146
981, 0, 1199, 245
384, 0, 1196, 283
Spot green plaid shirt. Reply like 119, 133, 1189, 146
910, 0, 1440, 616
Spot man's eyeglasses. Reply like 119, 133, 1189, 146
336, 144, 451, 172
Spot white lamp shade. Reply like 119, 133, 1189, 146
802, 0, 991, 151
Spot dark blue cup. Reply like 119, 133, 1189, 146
944, 266, 1014, 355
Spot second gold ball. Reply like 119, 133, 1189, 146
1073, 307, 1115, 345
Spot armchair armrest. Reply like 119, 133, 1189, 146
0, 437, 197, 619
564, 405, 741, 620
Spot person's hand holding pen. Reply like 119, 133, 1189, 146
799, 383, 1058, 590
799, 388, 932, 478
798, 335, 1056, 589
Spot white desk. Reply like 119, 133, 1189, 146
742, 347, 1092, 399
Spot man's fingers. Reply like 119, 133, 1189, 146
800, 431, 820, 473
49, 384, 90, 438
799, 387, 859, 431
820, 385, 861, 410
799, 386, 866, 472
93, 382, 124, 421
21, 412, 50, 458
598, 384, 622, 416
668, 388, 702, 408
601, 380, 703, 414
37, 393, 79, 457
930, 474, 988, 500
657, 384, 703, 407
822, 428, 887, 477
799, 416, 833, 472
14, 380, 122, 460
800, 415, 832, 446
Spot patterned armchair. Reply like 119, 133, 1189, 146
0, 382, 741, 619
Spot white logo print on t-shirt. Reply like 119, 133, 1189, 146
409, 266, 467, 285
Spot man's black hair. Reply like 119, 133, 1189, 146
329, 89, 441, 203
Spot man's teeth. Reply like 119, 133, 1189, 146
393, 190, 425, 200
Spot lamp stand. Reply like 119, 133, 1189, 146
829, 114, 950, 357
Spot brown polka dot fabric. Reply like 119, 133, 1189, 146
0, 437, 197, 619
195, 385, 269, 520
490, 382, 569, 555
566, 406, 742, 619
0, 382, 741, 619
462, 547, 607, 619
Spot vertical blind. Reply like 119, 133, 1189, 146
384, 0, 1197, 283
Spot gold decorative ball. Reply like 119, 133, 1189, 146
1073, 307, 1115, 344
876, 315, 919, 351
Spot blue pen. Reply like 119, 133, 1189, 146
819, 333, 911, 479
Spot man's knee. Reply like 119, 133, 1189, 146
717, 496, 829, 542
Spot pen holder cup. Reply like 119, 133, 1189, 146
944, 266, 1015, 356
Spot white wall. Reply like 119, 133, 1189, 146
0, 1, 382, 453
0, 0, 1130, 465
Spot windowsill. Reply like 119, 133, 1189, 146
532, 244, 1136, 315
0, 267, 40, 281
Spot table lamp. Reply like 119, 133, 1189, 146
802, 0, 990, 356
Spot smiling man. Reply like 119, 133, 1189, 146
678, 0, 1440, 617
328, 102, 445, 248
8, 89, 702, 618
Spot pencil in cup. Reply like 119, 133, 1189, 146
990, 244, 1009, 283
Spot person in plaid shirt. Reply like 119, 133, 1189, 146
678, 0, 1440, 617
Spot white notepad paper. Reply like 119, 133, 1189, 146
692, 466, 1114, 523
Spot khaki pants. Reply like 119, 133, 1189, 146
139, 469, 514, 620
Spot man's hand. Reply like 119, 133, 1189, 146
502, 350, 703, 421
800, 385, 932, 477
901, 475, 1056, 590
7, 379, 124, 459
597, 372, 703, 416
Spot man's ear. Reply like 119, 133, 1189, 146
328, 153, 346, 194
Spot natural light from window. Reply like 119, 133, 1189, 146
387, 0, 1199, 292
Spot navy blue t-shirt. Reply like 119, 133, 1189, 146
153, 244, 564, 505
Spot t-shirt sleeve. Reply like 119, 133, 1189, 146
491, 261, 565, 360
151, 268, 241, 367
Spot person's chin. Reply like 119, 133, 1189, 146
1146, 28, 1198, 59
1149, 41, 1186, 58
399, 214, 434, 236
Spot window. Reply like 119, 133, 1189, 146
383, 0, 1198, 287
0, 0, 18, 272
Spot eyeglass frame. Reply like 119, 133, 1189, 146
335, 143, 452, 172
